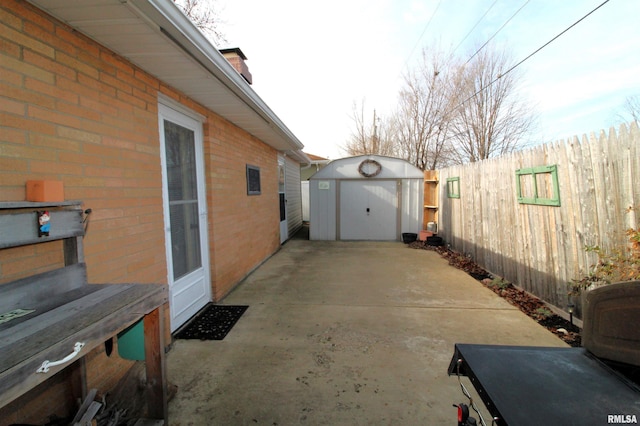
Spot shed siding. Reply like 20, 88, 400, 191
401, 178, 424, 234
309, 179, 337, 240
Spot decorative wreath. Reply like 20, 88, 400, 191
358, 159, 382, 178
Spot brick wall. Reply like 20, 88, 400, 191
0, 0, 167, 287
0, 363, 76, 425
205, 117, 280, 300
1, 0, 283, 422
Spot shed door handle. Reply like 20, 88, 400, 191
36, 342, 85, 373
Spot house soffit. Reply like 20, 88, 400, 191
26, 0, 304, 154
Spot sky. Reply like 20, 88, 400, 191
216, 0, 640, 160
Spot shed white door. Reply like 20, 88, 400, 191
340, 180, 398, 240
159, 104, 211, 332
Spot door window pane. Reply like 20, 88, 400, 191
169, 202, 202, 279
165, 121, 198, 202
164, 120, 202, 279
278, 163, 285, 193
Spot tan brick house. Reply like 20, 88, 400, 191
0, 0, 308, 422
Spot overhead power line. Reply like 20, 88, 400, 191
499, 0, 611, 80
464, 0, 530, 66
456, 0, 612, 112
402, 0, 442, 72
452, 0, 499, 55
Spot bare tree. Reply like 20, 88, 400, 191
448, 46, 535, 163
344, 44, 535, 165
617, 94, 640, 124
343, 100, 397, 157
173, 0, 227, 45
391, 48, 458, 170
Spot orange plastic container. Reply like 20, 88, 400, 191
418, 230, 434, 241
26, 180, 64, 202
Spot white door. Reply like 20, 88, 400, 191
278, 156, 288, 243
340, 180, 398, 240
159, 103, 211, 332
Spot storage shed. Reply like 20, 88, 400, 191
309, 155, 424, 240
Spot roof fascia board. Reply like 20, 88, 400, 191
285, 150, 311, 165
126, 0, 304, 151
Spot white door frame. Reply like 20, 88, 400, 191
278, 155, 288, 243
158, 100, 211, 332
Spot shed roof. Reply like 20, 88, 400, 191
310, 155, 424, 180
27, 0, 309, 164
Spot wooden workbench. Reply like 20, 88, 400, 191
0, 201, 168, 423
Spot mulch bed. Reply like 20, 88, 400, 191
408, 241, 582, 347
174, 304, 249, 340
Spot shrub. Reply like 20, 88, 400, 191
570, 207, 640, 295
534, 307, 553, 319
489, 277, 510, 290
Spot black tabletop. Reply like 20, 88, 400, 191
448, 344, 640, 426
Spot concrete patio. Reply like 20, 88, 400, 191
166, 233, 566, 425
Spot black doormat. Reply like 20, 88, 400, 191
174, 304, 249, 340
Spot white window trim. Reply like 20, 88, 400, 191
158, 93, 206, 123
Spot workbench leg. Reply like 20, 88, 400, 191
144, 306, 167, 424
69, 357, 87, 406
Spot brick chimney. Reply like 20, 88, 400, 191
219, 47, 253, 85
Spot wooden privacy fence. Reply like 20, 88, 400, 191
437, 122, 640, 312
